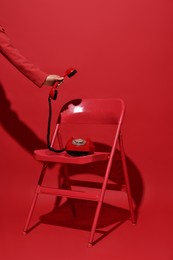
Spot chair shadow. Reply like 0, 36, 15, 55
0, 82, 46, 152
41, 200, 130, 230
40, 199, 130, 244
52, 143, 144, 218
38, 143, 144, 245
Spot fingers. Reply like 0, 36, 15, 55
44, 75, 64, 86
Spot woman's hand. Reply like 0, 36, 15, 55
44, 75, 64, 86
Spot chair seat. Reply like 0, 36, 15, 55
34, 149, 110, 164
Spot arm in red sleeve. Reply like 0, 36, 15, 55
0, 25, 48, 87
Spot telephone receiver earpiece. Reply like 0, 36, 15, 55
63, 68, 77, 78
49, 68, 77, 100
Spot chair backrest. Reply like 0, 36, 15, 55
51, 98, 125, 149
57, 98, 125, 125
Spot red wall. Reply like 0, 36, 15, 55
0, 0, 173, 258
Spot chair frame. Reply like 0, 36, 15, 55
23, 98, 135, 247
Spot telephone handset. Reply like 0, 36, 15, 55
49, 68, 77, 100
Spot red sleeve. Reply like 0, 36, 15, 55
0, 25, 48, 87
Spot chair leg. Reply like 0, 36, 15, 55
23, 163, 48, 234
119, 134, 136, 224
88, 159, 112, 246
88, 199, 103, 247
88, 134, 135, 246
63, 166, 76, 217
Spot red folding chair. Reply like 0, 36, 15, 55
23, 98, 135, 246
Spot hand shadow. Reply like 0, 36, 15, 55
0, 82, 46, 153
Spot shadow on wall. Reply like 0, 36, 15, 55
0, 82, 46, 152
0, 83, 144, 240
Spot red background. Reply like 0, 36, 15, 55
0, 0, 173, 259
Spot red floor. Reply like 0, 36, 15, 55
1, 194, 172, 260
1, 143, 172, 260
